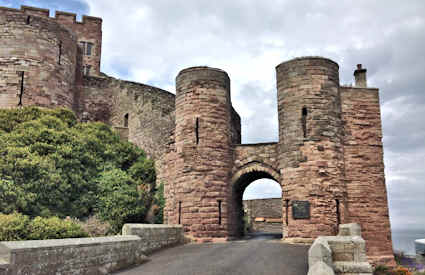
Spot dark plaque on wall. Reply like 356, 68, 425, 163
292, 200, 310, 219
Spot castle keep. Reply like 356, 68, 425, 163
0, 5, 394, 265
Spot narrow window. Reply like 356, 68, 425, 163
79, 41, 86, 52
26, 16, 31, 25
336, 199, 341, 227
124, 113, 129, 127
178, 201, 182, 225
218, 200, 222, 225
195, 117, 199, 144
86, 42, 93, 56
17, 71, 24, 106
302, 107, 308, 138
58, 41, 62, 65
83, 65, 91, 76
285, 199, 289, 225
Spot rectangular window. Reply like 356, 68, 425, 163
58, 41, 62, 65
79, 41, 94, 56
17, 71, 24, 106
86, 42, 93, 56
178, 201, 182, 225
285, 199, 289, 225
218, 200, 222, 225
83, 65, 91, 76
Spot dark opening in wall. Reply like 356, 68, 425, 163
218, 200, 222, 225
195, 117, 199, 144
301, 107, 308, 138
26, 16, 31, 25
178, 201, 182, 225
58, 41, 62, 65
83, 65, 91, 76
285, 199, 290, 225
17, 71, 24, 106
336, 199, 341, 227
124, 113, 129, 127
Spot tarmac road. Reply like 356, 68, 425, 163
115, 233, 309, 275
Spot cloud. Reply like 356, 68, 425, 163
80, 0, 425, 231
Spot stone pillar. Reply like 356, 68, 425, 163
354, 64, 367, 88
276, 57, 346, 241
173, 66, 233, 241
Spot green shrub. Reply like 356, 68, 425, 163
0, 213, 88, 241
28, 216, 88, 240
0, 107, 155, 228
96, 169, 150, 233
153, 183, 165, 224
0, 212, 30, 241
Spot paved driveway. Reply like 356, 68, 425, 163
115, 233, 309, 275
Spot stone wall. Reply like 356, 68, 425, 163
276, 57, 346, 241
0, 224, 183, 275
81, 75, 175, 159
308, 223, 373, 275
0, 7, 78, 110
243, 198, 282, 233
340, 86, 394, 265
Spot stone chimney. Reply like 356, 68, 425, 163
354, 64, 367, 88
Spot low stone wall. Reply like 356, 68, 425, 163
308, 223, 373, 275
0, 224, 183, 275
122, 224, 184, 253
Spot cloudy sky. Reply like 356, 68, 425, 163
5, 0, 425, 232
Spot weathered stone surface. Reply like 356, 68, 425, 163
309, 237, 333, 267
308, 261, 335, 275
243, 198, 282, 233
0, 224, 184, 275
338, 223, 361, 237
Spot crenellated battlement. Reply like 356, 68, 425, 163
0, 5, 103, 26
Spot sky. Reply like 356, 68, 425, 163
5, 0, 425, 231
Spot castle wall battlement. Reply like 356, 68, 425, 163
0, 8, 79, 109
0, 6, 102, 76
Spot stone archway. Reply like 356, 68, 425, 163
229, 162, 281, 237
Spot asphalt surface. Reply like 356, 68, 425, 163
115, 233, 309, 275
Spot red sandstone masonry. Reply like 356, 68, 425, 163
341, 86, 394, 265
0, 8, 78, 109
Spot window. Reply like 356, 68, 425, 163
218, 200, 222, 225
79, 41, 94, 56
302, 107, 308, 138
124, 113, 129, 127
86, 42, 93, 56
83, 65, 91, 76
58, 41, 62, 65
26, 16, 31, 25
195, 117, 199, 145
17, 71, 24, 106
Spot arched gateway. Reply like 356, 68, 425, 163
159, 57, 394, 265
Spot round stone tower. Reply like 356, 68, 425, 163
276, 57, 347, 240
173, 66, 233, 240
0, 9, 78, 109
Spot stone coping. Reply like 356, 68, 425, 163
276, 56, 339, 68
0, 235, 140, 252
122, 224, 182, 229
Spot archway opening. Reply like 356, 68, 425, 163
231, 169, 282, 238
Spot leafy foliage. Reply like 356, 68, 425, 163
153, 182, 165, 224
0, 107, 156, 232
0, 213, 87, 241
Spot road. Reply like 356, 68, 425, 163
115, 233, 309, 275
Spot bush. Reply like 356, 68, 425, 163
96, 169, 150, 233
0, 212, 30, 241
153, 183, 165, 224
27, 216, 88, 240
0, 107, 155, 228
75, 216, 113, 237
0, 213, 88, 241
